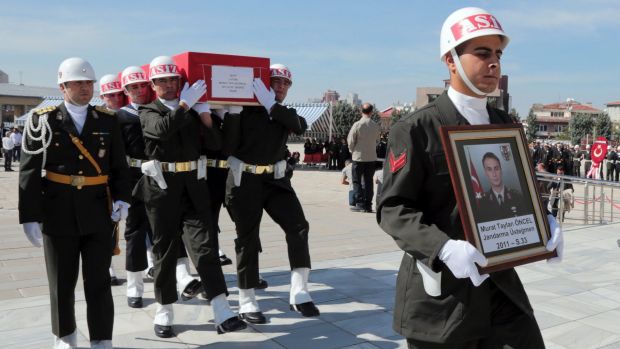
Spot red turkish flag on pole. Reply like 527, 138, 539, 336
470, 156, 483, 206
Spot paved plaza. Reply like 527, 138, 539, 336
1, 153, 620, 348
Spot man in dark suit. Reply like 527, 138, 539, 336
19, 57, 131, 349
479, 152, 525, 221
134, 55, 245, 338
378, 8, 563, 349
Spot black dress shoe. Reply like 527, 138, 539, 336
239, 311, 267, 324
154, 324, 174, 338
181, 279, 203, 301
216, 316, 247, 334
219, 255, 233, 266
290, 301, 320, 317
110, 276, 120, 286
127, 297, 143, 308
255, 278, 268, 290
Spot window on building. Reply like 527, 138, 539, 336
538, 124, 547, 132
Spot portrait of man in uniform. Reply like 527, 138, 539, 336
479, 151, 525, 221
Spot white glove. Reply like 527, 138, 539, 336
438, 240, 489, 287
546, 214, 564, 263
192, 102, 211, 114
180, 80, 207, 109
227, 105, 243, 114
252, 78, 276, 112
23, 222, 43, 247
141, 160, 167, 189
111, 200, 130, 222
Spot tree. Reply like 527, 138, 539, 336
390, 105, 414, 126
525, 108, 538, 143
509, 108, 520, 123
331, 101, 360, 136
569, 113, 593, 146
594, 112, 612, 140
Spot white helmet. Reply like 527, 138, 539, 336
121, 66, 148, 88
440, 7, 508, 96
57, 57, 96, 84
99, 74, 122, 95
149, 56, 180, 80
440, 7, 509, 61
270, 63, 292, 84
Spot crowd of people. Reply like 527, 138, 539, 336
530, 140, 620, 181
1, 127, 22, 171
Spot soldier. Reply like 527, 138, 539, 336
134, 56, 245, 338
606, 145, 617, 181
224, 64, 318, 324
377, 8, 563, 348
479, 152, 525, 221
572, 144, 582, 177
19, 57, 131, 349
100, 73, 125, 286
117, 66, 203, 309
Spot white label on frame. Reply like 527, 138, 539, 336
477, 214, 541, 254
211, 66, 253, 99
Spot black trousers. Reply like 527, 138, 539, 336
144, 189, 226, 304
124, 196, 153, 272
607, 163, 615, 181
207, 166, 228, 235
3, 149, 11, 170
572, 163, 580, 177
584, 160, 592, 177
43, 232, 114, 340
13, 145, 20, 161
407, 282, 544, 349
352, 161, 375, 210
616, 164, 620, 181
226, 172, 310, 289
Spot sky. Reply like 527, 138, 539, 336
1, 0, 619, 117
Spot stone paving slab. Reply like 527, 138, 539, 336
1, 155, 620, 348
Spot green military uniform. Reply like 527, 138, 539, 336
479, 187, 525, 222
135, 99, 227, 304
19, 103, 131, 341
223, 104, 308, 289
377, 92, 544, 347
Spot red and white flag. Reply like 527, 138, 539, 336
470, 156, 483, 206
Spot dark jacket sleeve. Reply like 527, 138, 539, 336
202, 120, 223, 152
222, 111, 242, 156
270, 104, 307, 135
140, 105, 195, 141
108, 117, 131, 203
377, 119, 450, 269
18, 115, 43, 223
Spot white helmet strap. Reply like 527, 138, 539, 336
450, 47, 488, 97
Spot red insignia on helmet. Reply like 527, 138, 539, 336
389, 150, 407, 173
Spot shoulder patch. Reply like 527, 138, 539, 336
95, 106, 116, 116
389, 149, 407, 173
33, 105, 58, 115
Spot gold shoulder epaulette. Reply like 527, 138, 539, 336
33, 105, 58, 115
95, 105, 116, 116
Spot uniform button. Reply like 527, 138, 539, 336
77, 186, 82, 190
101, 142, 105, 146
55, 143, 59, 147
79, 155, 84, 160
78, 171, 83, 175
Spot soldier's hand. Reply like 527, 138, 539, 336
438, 240, 489, 286
545, 214, 564, 263
111, 201, 130, 222
22, 222, 43, 247
252, 78, 276, 112
180, 80, 207, 109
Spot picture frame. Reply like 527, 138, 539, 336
440, 124, 556, 273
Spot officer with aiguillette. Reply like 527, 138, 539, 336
19, 57, 131, 349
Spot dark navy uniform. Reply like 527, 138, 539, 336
117, 105, 154, 273
377, 92, 543, 347
135, 99, 227, 304
19, 103, 130, 341
224, 104, 308, 289
479, 187, 525, 222
606, 149, 617, 181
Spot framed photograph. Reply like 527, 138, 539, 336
440, 124, 556, 273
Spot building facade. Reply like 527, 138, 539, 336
531, 100, 603, 139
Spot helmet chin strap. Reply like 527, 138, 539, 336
450, 48, 488, 97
